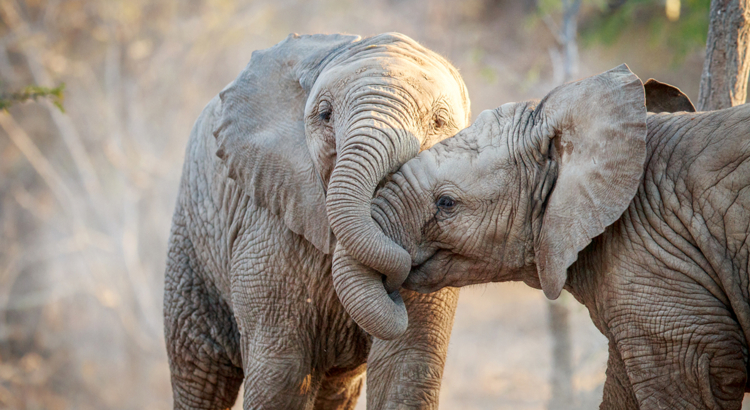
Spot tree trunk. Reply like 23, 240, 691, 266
545, 2, 580, 409
697, 0, 750, 110
548, 298, 575, 410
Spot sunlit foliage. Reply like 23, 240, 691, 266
0, 84, 64, 112
580, 0, 711, 64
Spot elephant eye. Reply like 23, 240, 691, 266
433, 115, 445, 130
317, 100, 333, 124
436, 195, 456, 211
319, 109, 332, 123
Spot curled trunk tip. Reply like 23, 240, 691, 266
332, 244, 408, 340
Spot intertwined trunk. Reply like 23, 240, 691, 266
327, 110, 418, 340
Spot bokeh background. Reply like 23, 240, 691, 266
0, 0, 742, 409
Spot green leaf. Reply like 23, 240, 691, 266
0, 83, 66, 112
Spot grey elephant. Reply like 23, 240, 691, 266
334, 65, 750, 409
164, 33, 469, 410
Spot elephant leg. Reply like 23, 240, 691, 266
312, 364, 366, 410
600, 340, 638, 409
610, 290, 747, 410
233, 277, 323, 410
366, 287, 459, 410
239, 329, 323, 409
164, 229, 244, 410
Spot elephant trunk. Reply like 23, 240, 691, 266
331, 243, 408, 340
327, 115, 417, 340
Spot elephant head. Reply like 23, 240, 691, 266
213, 33, 470, 340
334, 65, 651, 334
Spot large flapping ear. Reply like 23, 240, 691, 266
533, 64, 648, 299
214, 33, 360, 254
644, 79, 696, 113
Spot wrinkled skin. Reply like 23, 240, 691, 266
345, 65, 750, 409
163, 33, 468, 410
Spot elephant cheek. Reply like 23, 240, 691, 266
307, 135, 337, 188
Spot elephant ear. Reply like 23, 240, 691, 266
644, 78, 696, 113
533, 64, 648, 299
214, 33, 360, 254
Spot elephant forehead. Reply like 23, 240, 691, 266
431, 146, 506, 183
435, 110, 506, 153
329, 54, 457, 92
327, 57, 456, 93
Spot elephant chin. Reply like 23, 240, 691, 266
331, 243, 408, 340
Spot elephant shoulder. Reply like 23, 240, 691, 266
645, 107, 750, 222
179, 95, 230, 207
692, 105, 750, 194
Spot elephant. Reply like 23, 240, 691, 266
163, 32, 470, 410
643, 78, 696, 113
333, 64, 750, 409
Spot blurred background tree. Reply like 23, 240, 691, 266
0, 0, 745, 409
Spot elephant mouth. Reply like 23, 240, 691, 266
402, 249, 453, 293
404, 249, 503, 293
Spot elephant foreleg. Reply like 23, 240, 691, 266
365, 287, 459, 410
233, 285, 323, 410
164, 228, 244, 410
600, 340, 638, 409
610, 287, 747, 410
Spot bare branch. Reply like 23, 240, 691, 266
0, 112, 80, 216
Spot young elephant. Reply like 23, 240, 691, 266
334, 65, 750, 409
164, 33, 469, 409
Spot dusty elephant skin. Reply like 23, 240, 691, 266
163, 33, 469, 410
343, 65, 750, 409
